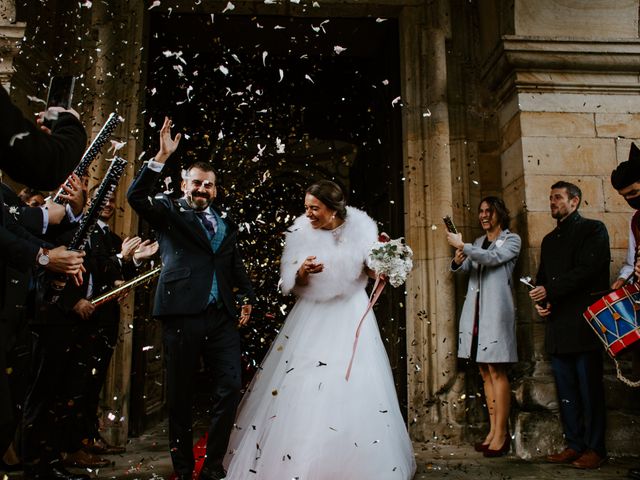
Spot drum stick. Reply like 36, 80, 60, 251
624, 270, 636, 285
591, 271, 637, 297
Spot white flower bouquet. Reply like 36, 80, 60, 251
367, 233, 414, 287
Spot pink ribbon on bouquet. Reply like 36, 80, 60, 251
345, 232, 391, 381
345, 275, 387, 381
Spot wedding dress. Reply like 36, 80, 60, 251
223, 207, 416, 479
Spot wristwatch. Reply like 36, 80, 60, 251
37, 248, 50, 267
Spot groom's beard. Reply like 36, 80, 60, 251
185, 191, 213, 211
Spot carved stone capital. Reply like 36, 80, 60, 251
482, 36, 640, 102
0, 22, 26, 89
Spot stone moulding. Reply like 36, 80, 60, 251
480, 36, 640, 103
0, 22, 25, 88
0, 23, 25, 54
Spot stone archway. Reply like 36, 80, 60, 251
96, 0, 461, 444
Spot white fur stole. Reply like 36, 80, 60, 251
280, 206, 378, 302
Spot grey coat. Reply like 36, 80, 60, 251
451, 229, 521, 363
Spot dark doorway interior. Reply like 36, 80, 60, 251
129, 11, 406, 435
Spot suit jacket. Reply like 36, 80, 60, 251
535, 211, 611, 354
127, 165, 255, 318
0, 90, 86, 322
0, 87, 87, 190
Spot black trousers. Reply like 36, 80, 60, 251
550, 350, 606, 457
162, 305, 241, 476
0, 320, 14, 456
21, 324, 86, 468
67, 320, 119, 444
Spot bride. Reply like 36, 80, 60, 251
223, 180, 416, 479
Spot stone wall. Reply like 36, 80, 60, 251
447, 0, 640, 458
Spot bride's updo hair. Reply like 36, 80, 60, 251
306, 180, 347, 219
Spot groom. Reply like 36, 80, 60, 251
127, 117, 255, 480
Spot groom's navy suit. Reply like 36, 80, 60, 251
127, 165, 255, 477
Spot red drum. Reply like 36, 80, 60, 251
583, 283, 640, 357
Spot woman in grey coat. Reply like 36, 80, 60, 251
447, 197, 521, 458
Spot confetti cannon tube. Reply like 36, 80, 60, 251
45, 157, 128, 304
52, 112, 123, 204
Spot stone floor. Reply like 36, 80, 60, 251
3, 423, 638, 479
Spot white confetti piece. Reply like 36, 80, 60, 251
9, 132, 29, 147
391, 96, 402, 107
219, 65, 229, 75
109, 140, 127, 153
333, 46, 346, 54
148, 0, 160, 10
262, 51, 268, 66
26, 95, 46, 105
305, 74, 314, 84
222, 1, 235, 12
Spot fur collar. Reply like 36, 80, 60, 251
280, 206, 378, 302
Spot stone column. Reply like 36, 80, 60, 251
0, 0, 25, 91
84, 0, 148, 446
479, 0, 640, 458
402, 0, 464, 441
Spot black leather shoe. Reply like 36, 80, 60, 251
628, 467, 640, 480
200, 465, 226, 480
25, 463, 90, 480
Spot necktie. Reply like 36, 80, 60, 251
196, 211, 216, 237
102, 225, 109, 235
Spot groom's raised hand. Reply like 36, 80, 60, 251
154, 116, 182, 164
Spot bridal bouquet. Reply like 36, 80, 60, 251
347, 234, 413, 381
367, 234, 414, 287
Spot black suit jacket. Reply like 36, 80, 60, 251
0, 87, 87, 190
127, 165, 255, 318
535, 211, 611, 354
60, 225, 136, 324
0, 89, 86, 321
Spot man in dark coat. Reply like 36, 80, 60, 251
61, 190, 157, 466
0, 88, 87, 478
530, 180, 610, 469
127, 117, 255, 480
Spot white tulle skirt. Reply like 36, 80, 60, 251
223, 289, 416, 480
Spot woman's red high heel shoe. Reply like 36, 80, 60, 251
474, 442, 490, 452
483, 433, 510, 457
